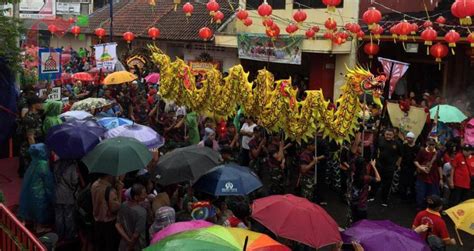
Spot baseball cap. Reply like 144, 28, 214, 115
406, 132, 415, 139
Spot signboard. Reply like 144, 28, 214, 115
387, 102, 426, 140
237, 33, 303, 65
56, 2, 80, 15
188, 61, 220, 74
38, 48, 62, 80
39, 87, 61, 101
94, 42, 118, 72
20, 0, 56, 19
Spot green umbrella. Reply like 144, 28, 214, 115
430, 104, 467, 123
82, 137, 152, 176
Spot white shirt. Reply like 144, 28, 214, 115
240, 123, 256, 150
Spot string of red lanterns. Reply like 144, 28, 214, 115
148, 27, 160, 40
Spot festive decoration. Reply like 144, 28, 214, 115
451, 0, 474, 25
356, 30, 365, 41
213, 11, 224, 23
395, 20, 412, 41
363, 7, 382, 29
206, 0, 220, 16
258, 1, 272, 18
430, 42, 449, 69
243, 18, 253, 27
410, 23, 418, 35
95, 28, 106, 39
149, 45, 386, 143
390, 25, 398, 42
322, 0, 342, 12
324, 18, 337, 31
305, 29, 315, 39
436, 16, 446, 26
182, 2, 194, 17
323, 31, 333, 39
370, 24, 384, 40
266, 23, 280, 39
68, 17, 75, 24
293, 9, 307, 24
311, 26, 320, 33
285, 23, 299, 35
421, 27, 437, 54
71, 26, 81, 37
199, 27, 213, 41
444, 29, 460, 54
423, 20, 433, 28
347, 23, 361, 34
332, 33, 346, 45
236, 9, 248, 21
48, 24, 58, 35
467, 32, 474, 47
148, 27, 160, 40
364, 42, 379, 59
263, 19, 274, 28
123, 31, 135, 43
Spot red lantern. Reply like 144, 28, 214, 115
444, 29, 460, 54
436, 16, 446, 26
182, 2, 194, 17
95, 28, 106, 39
390, 24, 398, 42
468, 32, 474, 47
123, 31, 135, 43
322, 0, 342, 12
324, 18, 337, 31
323, 32, 333, 39
348, 23, 361, 34
293, 9, 307, 23
71, 26, 81, 37
423, 20, 433, 28
68, 17, 75, 24
362, 7, 382, 29
48, 24, 58, 35
332, 34, 345, 45
285, 23, 298, 35
430, 42, 448, 69
338, 31, 350, 40
410, 23, 419, 35
199, 27, 213, 41
364, 42, 379, 59
305, 29, 315, 39
213, 11, 224, 23
421, 27, 437, 46
396, 20, 412, 41
148, 27, 160, 40
356, 30, 365, 41
262, 19, 274, 29
370, 24, 384, 40
258, 1, 272, 18
451, 0, 474, 25
311, 26, 320, 33
236, 9, 248, 21
243, 18, 253, 27
266, 24, 280, 38
206, 0, 220, 16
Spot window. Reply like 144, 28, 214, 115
293, 0, 344, 9
246, 0, 286, 10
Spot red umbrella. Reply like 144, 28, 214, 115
72, 72, 94, 82
60, 73, 72, 84
251, 194, 342, 249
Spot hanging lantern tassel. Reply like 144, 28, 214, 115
174, 0, 180, 11
461, 16, 472, 26
449, 43, 456, 55
436, 57, 442, 70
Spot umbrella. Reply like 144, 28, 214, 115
151, 220, 213, 244
445, 199, 474, 238
60, 72, 72, 84
145, 225, 290, 251
342, 220, 430, 251
103, 71, 137, 85
71, 98, 108, 111
430, 104, 467, 123
45, 121, 105, 159
105, 124, 165, 150
71, 72, 94, 82
193, 164, 262, 196
251, 194, 341, 249
155, 145, 221, 185
59, 110, 93, 121
97, 117, 133, 129
82, 137, 152, 176
88, 67, 113, 74
145, 73, 160, 84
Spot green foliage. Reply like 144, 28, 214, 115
0, 12, 24, 71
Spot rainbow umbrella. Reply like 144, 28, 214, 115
145, 225, 290, 251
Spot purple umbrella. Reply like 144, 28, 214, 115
342, 220, 430, 251
150, 220, 213, 244
145, 73, 160, 84
104, 124, 165, 150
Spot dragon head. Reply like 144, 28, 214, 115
345, 66, 386, 108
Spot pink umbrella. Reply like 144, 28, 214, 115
145, 73, 160, 84
150, 220, 213, 244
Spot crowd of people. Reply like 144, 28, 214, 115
10, 48, 474, 251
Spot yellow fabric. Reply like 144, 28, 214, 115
387, 102, 427, 140
444, 199, 474, 235
103, 71, 137, 85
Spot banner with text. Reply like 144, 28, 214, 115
39, 87, 61, 101
20, 0, 55, 19
387, 102, 427, 140
237, 33, 303, 65
94, 42, 118, 72
38, 48, 62, 80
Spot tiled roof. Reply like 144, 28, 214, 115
86, 0, 238, 41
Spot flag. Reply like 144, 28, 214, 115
378, 57, 410, 99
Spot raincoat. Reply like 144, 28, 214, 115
42, 100, 63, 134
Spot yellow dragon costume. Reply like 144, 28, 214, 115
149, 45, 385, 143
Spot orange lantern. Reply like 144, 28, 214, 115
362, 7, 382, 29
206, 0, 220, 16
258, 1, 272, 18
305, 29, 315, 39
148, 27, 160, 40
213, 11, 224, 23
236, 9, 248, 21
199, 27, 213, 41
324, 18, 337, 32
123, 31, 135, 43
71, 26, 81, 37
182, 2, 194, 17
243, 18, 253, 27
293, 9, 307, 24
322, 0, 342, 12
364, 42, 379, 59
430, 42, 448, 69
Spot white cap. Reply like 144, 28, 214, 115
406, 132, 415, 138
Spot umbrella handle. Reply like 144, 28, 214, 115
243, 236, 249, 251
455, 228, 463, 246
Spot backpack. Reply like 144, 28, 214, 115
74, 183, 112, 229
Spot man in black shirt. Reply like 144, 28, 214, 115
399, 132, 420, 201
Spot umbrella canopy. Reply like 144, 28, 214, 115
155, 145, 221, 186
251, 194, 341, 249
60, 72, 72, 84
59, 110, 93, 121
146, 225, 290, 251
430, 104, 467, 123
193, 164, 262, 196
88, 67, 113, 74
342, 220, 429, 251
72, 72, 94, 82
103, 71, 137, 85
145, 73, 160, 84
105, 124, 165, 150
97, 117, 133, 130
151, 220, 213, 244
45, 120, 105, 159
445, 199, 474, 236
82, 137, 152, 176
71, 98, 108, 111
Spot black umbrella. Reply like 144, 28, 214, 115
155, 145, 221, 186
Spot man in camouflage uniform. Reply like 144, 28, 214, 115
248, 126, 266, 177
299, 141, 324, 201
19, 96, 44, 176
267, 133, 285, 195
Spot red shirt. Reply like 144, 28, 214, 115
416, 148, 438, 184
467, 155, 474, 177
413, 209, 450, 241
451, 153, 471, 189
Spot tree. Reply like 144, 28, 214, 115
0, 1, 24, 71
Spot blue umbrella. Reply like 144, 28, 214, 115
193, 164, 263, 196
45, 120, 106, 159
97, 117, 133, 129
104, 124, 165, 150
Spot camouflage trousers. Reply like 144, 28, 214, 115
300, 175, 316, 201
269, 167, 285, 195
